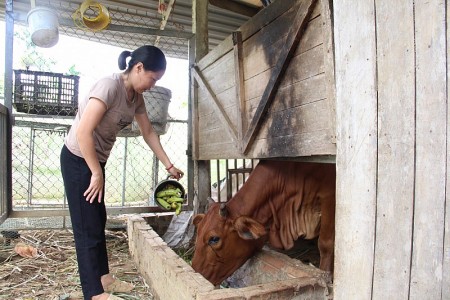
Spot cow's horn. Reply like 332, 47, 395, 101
219, 203, 228, 217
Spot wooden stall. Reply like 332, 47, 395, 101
192, 0, 449, 299
192, 0, 335, 160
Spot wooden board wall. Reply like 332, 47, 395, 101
334, 0, 448, 298
192, 0, 336, 160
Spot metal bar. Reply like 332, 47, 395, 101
8, 205, 186, 218
4, 0, 13, 111
215, 159, 220, 203
152, 154, 159, 205
121, 137, 128, 205
5, 14, 196, 40
0, 104, 10, 225
187, 35, 195, 208
27, 127, 35, 206
234, 159, 238, 197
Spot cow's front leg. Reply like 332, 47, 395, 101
318, 194, 335, 274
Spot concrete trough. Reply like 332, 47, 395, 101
127, 215, 331, 300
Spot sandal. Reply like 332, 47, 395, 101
104, 277, 135, 293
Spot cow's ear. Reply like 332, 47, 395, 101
233, 216, 267, 240
193, 214, 205, 227
206, 197, 216, 210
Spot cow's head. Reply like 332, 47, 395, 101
191, 201, 267, 285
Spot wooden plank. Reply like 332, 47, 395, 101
200, 99, 331, 146
410, 0, 447, 298
197, 87, 236, 118
444, 1, 450, 296
250, 129, 336, 157
333, 0, 377, 299
258, 100, 331, 134
372, 1, 415, 298
193, 66, 238, 143
199, 126, 235, 146
247, 73, 328, 115
233, 31, 246, 146
244, 45, 325, 103
241, 0, 318, 154
242, 5, 324, 80
197, 0, 298, 70
201, 52, 236, 96
320, 0, 336, 143
198, 128, 336, 160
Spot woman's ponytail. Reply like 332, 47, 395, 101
118, 50, 132, 70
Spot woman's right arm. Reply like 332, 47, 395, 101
76, 97, 107, 203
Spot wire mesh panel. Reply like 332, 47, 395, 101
2, 0, 191, 228
10, 119, 187, 209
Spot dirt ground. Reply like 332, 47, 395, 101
0, 228, 153, 300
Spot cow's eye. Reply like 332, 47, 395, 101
208, 236, 220, 245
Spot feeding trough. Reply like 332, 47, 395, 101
127, 215, 331, 300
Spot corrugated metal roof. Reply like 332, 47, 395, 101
0, 0, 260, 59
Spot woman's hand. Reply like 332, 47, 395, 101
84, 172, 104, 203
168, 166, 184, 180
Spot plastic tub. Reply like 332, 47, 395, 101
27, 7, 59, 48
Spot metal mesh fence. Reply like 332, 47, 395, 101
11, 119, 188, 210
1, 1, 190, 229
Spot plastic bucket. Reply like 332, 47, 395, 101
27, 7, 59, 48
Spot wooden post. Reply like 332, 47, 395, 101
410, 1, 447, 298
192, 0, 211, 214
372, 1, 415, 298
444, 1, 450, 296
334, 1, 377, 298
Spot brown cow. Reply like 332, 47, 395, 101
192, 160, 335, 286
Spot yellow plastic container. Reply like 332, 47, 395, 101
72, 0, 111, 32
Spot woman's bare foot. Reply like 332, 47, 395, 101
91, 292, 110, 300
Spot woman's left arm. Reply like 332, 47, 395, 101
135, 112, 184, 180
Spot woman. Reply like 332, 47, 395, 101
61, 45, 183, 300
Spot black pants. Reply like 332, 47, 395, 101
60, 145, 108, 300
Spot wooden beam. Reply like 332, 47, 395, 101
155, 0, 176, 46
372, 1, 415, 298
192, 0, 211, 215
241, 0, 318, 154
410, 0, 447, 298
232, 31, 246, 149
333, 0, 378, 298
192, 66, 238, 142
209, 0, 259, 17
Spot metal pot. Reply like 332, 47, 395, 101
154, 176, 186, 210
